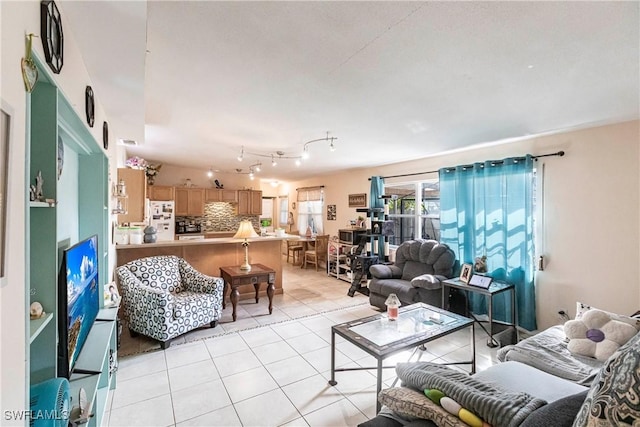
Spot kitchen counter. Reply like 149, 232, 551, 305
116, 234, 297, 249
115, 234, 299, 302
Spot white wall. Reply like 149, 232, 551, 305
286, 120, 640, 330
1, 1, 119, 420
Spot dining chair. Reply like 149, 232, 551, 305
286, 239, 304, 265
303, 234, 330, 271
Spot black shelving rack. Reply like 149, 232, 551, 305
347, 196, 393, 297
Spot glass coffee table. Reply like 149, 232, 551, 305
329, 302, 475, 413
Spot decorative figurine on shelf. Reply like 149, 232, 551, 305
30, 171, 44, 201
474, 255, 488, 273
214, 179, 224, 189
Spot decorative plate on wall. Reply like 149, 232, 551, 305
103, 121, 109, 150
85, 86, 95, 128
40, 0, 64, 74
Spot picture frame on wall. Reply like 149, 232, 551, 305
348, 193, 367, 208
327, 204, 336, 220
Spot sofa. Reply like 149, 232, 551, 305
360, 305, 640, 427
368, 239, 456, 311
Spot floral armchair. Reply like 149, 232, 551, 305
116, 255, 224, 349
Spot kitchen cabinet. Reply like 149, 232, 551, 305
205, 189, 238, 203
175, 187, 205, 216
237, 190, 262, 215
148, 185, 174, 201
117, 168, 146, 223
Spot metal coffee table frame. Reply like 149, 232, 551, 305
329, 302, 475, 413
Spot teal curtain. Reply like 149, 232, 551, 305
370, 176, 385, 255
439, 156, 537, 331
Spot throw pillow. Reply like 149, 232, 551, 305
411, 274, 441, 290
378, 387, 467, 427
575, 302, 640, 331
573, 331, 640, 426
520, 390, 587, 427
564, 309, 637, 361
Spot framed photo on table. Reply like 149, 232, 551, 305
459, 263, 472, 283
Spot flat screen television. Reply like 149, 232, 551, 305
57, 234, 100, 378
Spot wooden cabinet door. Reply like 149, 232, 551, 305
117, 168, 146, 223
148, 185, 174, 201
237, 190, 250, 215
250, 190, 263, 215
221, 189, 238, 203
175, 187, 189, 216
205, 189, 221, 202
237, 190, 262, 215
188, 188, 205, 216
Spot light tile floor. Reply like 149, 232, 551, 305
106, 260, 500, 427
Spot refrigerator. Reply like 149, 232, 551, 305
149, 200, 175, 241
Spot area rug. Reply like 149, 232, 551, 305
118, 298, 371, 357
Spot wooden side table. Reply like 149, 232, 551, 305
219, 264, 276, 322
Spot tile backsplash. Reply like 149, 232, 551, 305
177, 202, 258, 232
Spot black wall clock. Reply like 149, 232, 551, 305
40, 1, 64, 74
85, 86, 95, 127
103, 121, 109, 150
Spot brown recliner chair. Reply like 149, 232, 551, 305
368, 239, 456, 310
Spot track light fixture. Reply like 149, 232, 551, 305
234, 161, 263, 178
233, 132, 337, 170
302, 131, 337, 158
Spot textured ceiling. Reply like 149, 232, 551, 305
61, 1, 639, 181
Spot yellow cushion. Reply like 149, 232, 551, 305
459, 408, 483, 427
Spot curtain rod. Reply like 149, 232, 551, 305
296, 185, 325, 191
370, 150, 565, 180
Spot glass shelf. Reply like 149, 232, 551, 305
29, 312, 54, 343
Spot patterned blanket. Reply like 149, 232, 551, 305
396, 362, 546, 427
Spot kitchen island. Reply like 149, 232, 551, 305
116, 235, 296, 301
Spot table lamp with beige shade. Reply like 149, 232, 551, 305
234, 220, 259, 271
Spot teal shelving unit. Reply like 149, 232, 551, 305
27, 55, 113, 427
